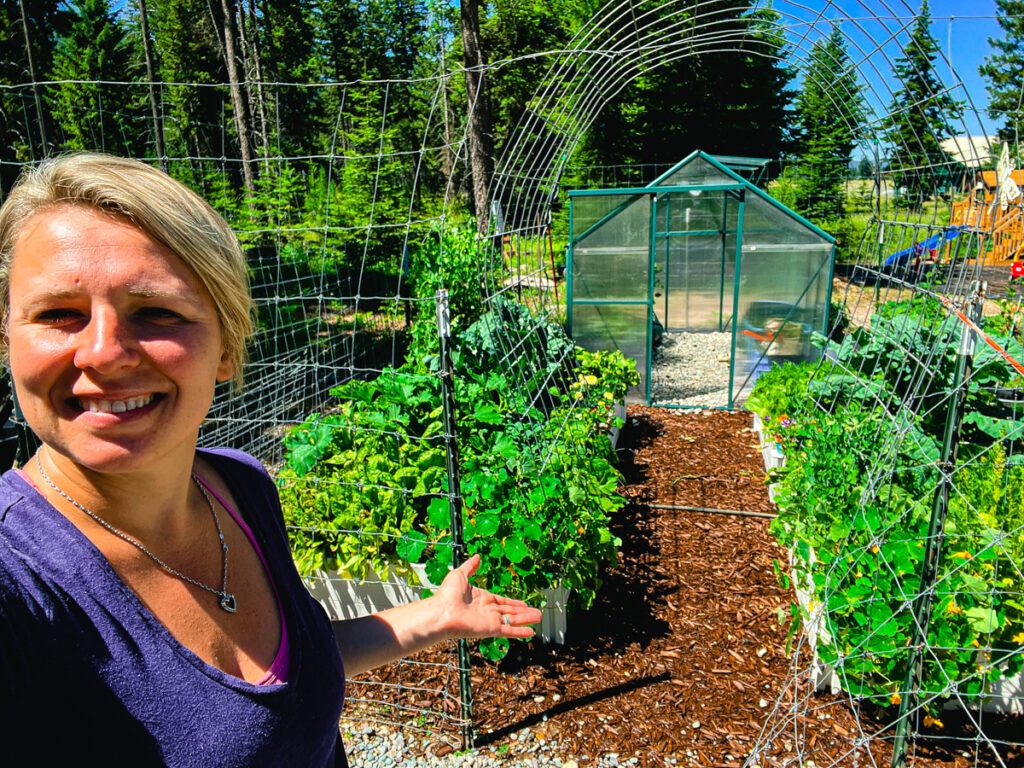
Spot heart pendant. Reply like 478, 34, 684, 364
219, 593, 237, 613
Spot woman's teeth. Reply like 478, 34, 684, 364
79, 395, 154, 414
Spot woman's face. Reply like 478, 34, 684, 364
6, 205, 233, 475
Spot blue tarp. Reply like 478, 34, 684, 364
884, 227, 964, 267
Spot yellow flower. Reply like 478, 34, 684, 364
889, 693, 901, 706
870, 544, 879, 554
971, 638, 980, 648
951, 551, 972, 560
923, 715, 944, 729
584, 374, 598, 386
1013, 631, 1024, 644
945, 600, 963, 616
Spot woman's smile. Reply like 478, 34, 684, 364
73, 394, 158, 415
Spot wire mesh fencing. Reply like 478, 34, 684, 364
2, 0, 1024, 761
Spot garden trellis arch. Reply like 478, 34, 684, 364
486, 5, 1021, 767
4, 0, 1022, 764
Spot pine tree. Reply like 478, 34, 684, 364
147, 0, 226, 176
0, 2, 70, 189
48, 0, 141, 154
792, 23, 864, 222
582, 2, 794, 172
979, 0, 1024, 147
882, 0, 961, 206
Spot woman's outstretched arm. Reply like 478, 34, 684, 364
332, 554, 543, 676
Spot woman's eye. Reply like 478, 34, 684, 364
35, 308, 82, 323
137, 307, 184, 322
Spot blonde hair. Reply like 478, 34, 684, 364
0, 153, 254, 391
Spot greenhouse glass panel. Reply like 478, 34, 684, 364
654, 191, 739, 332
656, 155, 738, 187
571, 194, 651, 302
571, 303, 648, 402
731, 193, 834, 405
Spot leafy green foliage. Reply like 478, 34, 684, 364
406, 225, 487, 363
455, 296, 577, 408
751, 294, 1024, 713
279, 299, 638, 659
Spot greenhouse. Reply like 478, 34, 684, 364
567, 151, 837, 408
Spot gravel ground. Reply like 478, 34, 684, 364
345, 724, 639, 767
649, 331, 732, 408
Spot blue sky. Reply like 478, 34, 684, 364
777, 0, 1003, 134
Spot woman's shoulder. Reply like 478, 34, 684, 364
194, 448, 284, 533
197, 447, 272, 481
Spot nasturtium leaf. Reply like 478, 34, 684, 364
428, 497, 451, 529
473, 513, 500, 537
504, 537, 529, 563
522, 522, 544, 541
479, 637, 510, 661
425, 549, 453, 585
396, 531, 428, 563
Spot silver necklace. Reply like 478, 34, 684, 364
34, 453, 237, 613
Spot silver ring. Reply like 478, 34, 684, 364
502, 615, 510, 626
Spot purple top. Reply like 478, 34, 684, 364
0, 448, 348, 767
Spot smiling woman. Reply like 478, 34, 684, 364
0, 154, 540, 767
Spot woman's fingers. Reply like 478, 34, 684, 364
456, 554, 481, 579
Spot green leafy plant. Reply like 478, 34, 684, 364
752, 290, 1024, 713
279, 299, 638, 660
406, 225, 487, 364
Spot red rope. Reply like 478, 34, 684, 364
936, 294, 1024, 378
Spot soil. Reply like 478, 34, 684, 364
344, 407, 1023, 767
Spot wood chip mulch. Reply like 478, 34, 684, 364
345, 406, 1023, 767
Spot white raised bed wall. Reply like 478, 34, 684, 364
305, 567, 570, 644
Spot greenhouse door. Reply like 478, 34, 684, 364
567, 191, 654, 403
648, 189, 743, 409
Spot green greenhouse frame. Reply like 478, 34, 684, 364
567, 151, 837, 408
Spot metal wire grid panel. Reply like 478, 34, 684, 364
1, 0, 1022, 761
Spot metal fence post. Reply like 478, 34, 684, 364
891, 284, 983, 768
435, 289, 474, 751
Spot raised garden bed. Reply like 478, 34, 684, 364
752, 411, 1024, 715
304, 568, 571, 644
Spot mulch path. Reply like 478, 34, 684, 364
346, 407, 1022, 767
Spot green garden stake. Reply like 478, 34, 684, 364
435, 289, 475, 751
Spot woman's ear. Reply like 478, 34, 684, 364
215, 349, 234, 383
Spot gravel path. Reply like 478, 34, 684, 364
344, 724, 640, 767
649, 331, 732, 408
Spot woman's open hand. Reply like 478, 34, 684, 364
434, 554, 543, 641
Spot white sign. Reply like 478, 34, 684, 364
996, 143, 1021, 211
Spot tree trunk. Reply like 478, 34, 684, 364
460, 0, 494, 236
240, 0, 271, 166
217, 0, 256, 195
136, 0, 166, 170
18, 0, 48, 153
439, 35, 456, 207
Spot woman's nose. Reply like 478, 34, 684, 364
73, 310, 141, 372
